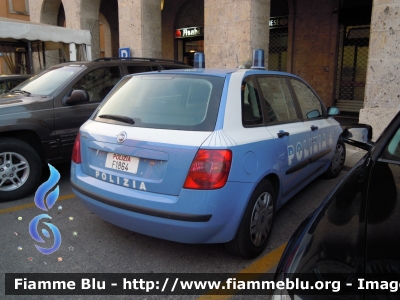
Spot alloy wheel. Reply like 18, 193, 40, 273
0, 152, 30, 191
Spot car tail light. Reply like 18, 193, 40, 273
183, 149, 232, 190
72, 132, 81, 164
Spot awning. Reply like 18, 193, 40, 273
0, 17, 91, 45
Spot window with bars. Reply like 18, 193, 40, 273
268, 27, 288, 71
335, 24, 370, 113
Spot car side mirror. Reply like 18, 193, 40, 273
64, 89, 89, 105
306, 109, 321, 119
342, 124, 374, 151
327, 107, 340, 116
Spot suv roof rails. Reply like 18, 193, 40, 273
92, 57, 186, 65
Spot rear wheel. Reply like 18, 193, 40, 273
0, 138, 42, 201
225, 180, 275, 259
323, 140, 346, 179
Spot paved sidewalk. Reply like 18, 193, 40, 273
344, 144, 367, 171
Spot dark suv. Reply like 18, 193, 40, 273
0, 57, 190, 201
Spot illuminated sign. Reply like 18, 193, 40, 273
269, 16, 288, 28
174, 27, 204, 38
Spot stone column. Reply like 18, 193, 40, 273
204, 0, 270, 68
64, 0, 102, 60
359, 0, 400, 140
118, 0, 162, 58
27, 0, 42, 23
29, 0, 101, 60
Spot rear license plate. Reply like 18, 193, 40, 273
105, 153, 139, 174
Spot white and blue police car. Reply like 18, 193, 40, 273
71, 50, 345, 258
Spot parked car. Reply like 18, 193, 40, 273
71, 50, 345, 259
0, 57, 190, 201
0, 74, 31, 94
273, 111, 400, 298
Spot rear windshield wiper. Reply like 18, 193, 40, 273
11, 89, 31, 96
98, 114, 135, 124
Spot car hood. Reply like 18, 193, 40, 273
0, 93, 53, 115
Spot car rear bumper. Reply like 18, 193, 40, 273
71, 162, 255, 244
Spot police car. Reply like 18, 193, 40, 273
70, 50, 344, 259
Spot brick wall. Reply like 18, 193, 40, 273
291, 0, 340, 107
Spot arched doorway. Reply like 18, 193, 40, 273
99, 0, 119, 57
40, 0, 61, 25
269, 0, 289, 71
174, 0, 204, 66
99, 13, 112, 58
334, 0, 372, 117
57, 2, 65, 27
39, 0, 119, 60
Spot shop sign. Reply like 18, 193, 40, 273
174, 27, 204, 38
269, 16, 288, 28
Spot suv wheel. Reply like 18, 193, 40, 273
0, 138, 42, 201
225, 180, 276, 259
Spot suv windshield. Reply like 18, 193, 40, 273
12, 66, 83, 96
93, 74, 225, 131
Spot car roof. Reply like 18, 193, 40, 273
0, 74, 31, 79
128, 68, 237, 77
128, 67, 303, 79
46, 57, 188, 69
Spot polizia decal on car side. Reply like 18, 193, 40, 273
287, 132, 335, 166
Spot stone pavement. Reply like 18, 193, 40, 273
344, 144, 367, 171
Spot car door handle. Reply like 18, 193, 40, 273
277, 131, 290, 138
310, 125, 318, 131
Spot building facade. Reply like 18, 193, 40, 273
0, 0, 29, 21
2, 0, 398, 138
0, 0, 30, 74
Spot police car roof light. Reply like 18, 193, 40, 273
194, 52, 205, 68
251, 49, 265, 70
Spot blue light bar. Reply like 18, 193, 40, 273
194, 52, 205, 68
251, 49, 265, 70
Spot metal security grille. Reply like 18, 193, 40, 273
335, 24, 370, 113
268, 27, 288, 71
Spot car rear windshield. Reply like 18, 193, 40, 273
93, 74, 225, 131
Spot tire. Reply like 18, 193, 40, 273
225, 180, 276, 259
323, 140, 346, 179
0, 138, 42, 201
